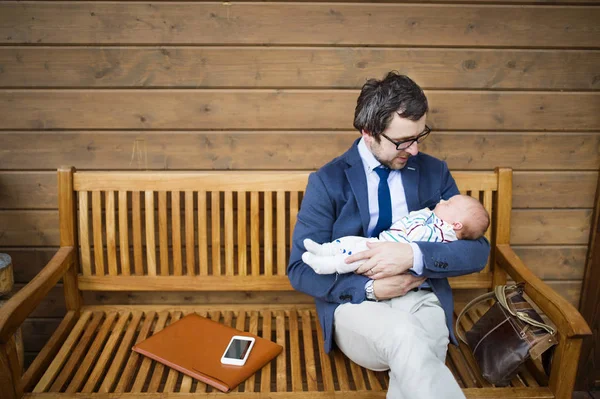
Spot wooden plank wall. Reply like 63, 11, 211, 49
0, 0, 598, 367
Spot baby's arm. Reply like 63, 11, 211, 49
302, 236, 375, 274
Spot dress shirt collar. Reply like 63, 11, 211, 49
357, 137, 382, 174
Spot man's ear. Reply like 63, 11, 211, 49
452, 221, 463, 231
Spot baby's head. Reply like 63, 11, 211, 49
433, 195, 490, 240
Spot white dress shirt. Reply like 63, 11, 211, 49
357, 138, 425, 275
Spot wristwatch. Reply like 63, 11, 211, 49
365, 280, 378, 301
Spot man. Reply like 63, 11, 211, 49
287, 72, 490, 398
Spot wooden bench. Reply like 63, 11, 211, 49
0, 166, 591, 399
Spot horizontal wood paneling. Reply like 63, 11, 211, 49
513, 246, 587, 280
1, 132, 598, 170
0, 208, 591, 246
7, 248, 56, 283
0, 172, 57, 209
21, 318, 62, 352
1, 91, 599, 130
0, 211, 59, 246
6, 245, 588, 284
10, 285, 65, 318
1, 171, 596, 210
513, 171, 598, 209
511, 209, 593, 245
1, 4, 598, 47
1, 48, 598, 90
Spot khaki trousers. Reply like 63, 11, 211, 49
333, 290, 465, 399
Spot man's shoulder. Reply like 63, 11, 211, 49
312, 144, 356, 179
411, 152, 447, 168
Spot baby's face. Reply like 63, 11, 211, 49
433, 196, 470, 224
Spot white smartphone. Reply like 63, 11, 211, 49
220, 335, 256, 366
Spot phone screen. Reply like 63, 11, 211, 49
224, 339, 252, 360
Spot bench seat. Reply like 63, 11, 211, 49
0, 168, 590, 399
26, 304, 553, 398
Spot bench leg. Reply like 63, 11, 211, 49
1, 336, 22, 399
548, 335, 584, 398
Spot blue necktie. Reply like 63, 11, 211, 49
372, 167, 392, 237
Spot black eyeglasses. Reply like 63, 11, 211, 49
380, 126, 431, 150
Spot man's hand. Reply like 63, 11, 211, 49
350, 242, 414, 279
372, 274, 426, 300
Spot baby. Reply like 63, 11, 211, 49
302, 194, 490, 274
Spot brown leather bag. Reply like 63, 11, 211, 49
456, 283, 557, 386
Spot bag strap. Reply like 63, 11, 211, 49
456, 290, 496, 345
456, 284, 555, 345
494, 285, 556, 335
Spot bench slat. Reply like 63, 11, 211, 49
235, 311, 247, 392
196, 191, 206, 276
314, 309, 334, 392
106, 191, 118, 276
78, 192, 92, 276
158, 192, 169, 276
260, 310, 273, 392
290, 192, 299, 247
145, 191, 157, 277
185, 191, 195, 276
34, 311, 93, 393
114, 311, 156, 393
244, 311, 260, 392
264, 192, 273, 276
161, 311, 183, 393
92, 192, 105, 276
98, 311, 143, 393
288, 309, 302, 392
333, 349, 350, 391
349, 358, 366, 391
147, 312, 179, 392
131, 311, 169, 392
275, 310, 287, 392
131, 192, 144, 276
50, 312, 104, 392
277, 191, 286, 276
67, 312, 119, 393
300, 310, 318, 392
118, 192, 130, 276
225, 191, 235, 276
250, 192, 260, 276
238, 193, 247, 276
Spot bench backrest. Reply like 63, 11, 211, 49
58, 167, 512, 293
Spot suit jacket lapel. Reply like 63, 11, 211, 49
343, 141, 370, 236
401, 158, 420, 211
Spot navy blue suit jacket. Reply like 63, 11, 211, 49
287, 139, 490, 353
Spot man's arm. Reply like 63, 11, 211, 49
351, 160, 490, 279
287, 172, 369, 304
412, 160, 490, 277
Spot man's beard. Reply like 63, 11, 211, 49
373, 152, 410, 170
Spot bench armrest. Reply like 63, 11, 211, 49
0, 247, 74, 344
495, 244, 591, 338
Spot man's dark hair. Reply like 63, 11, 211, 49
353, 72, 428, 140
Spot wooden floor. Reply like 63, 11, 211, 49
22, 303, 555, 398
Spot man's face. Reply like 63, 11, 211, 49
362, 113, 427, 170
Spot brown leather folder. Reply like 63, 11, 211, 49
132, 313, 283, 392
